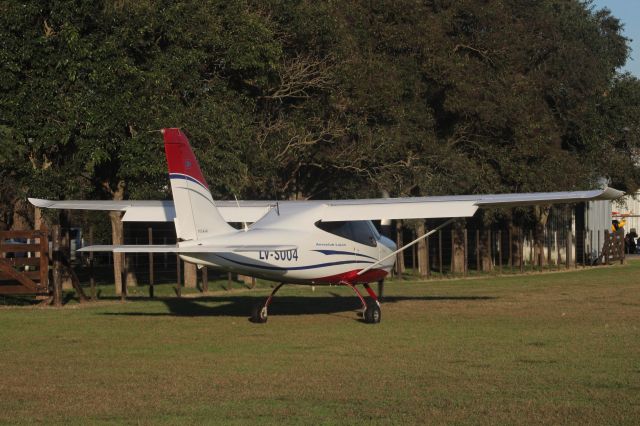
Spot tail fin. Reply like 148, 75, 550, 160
163, 128, 235, 240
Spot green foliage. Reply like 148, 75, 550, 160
1, 0, 639, 225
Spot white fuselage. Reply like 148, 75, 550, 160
177, 205, 397, 284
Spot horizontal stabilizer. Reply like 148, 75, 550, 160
77, 244, 297, 253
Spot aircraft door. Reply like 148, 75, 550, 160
349, 221, 378, 264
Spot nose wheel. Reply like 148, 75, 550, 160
364, 299, 381, 324
343, 281, 382, 324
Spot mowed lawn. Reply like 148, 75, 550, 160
1, 262, 639, 425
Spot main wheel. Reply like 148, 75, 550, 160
250, 302, 268, 323
364, 299, 381, 324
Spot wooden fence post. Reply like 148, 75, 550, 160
519, 229, 524, 273
463, 228, 468, 277
508, 227, 513, 272
148, 227, 154, 298
202, 267, 208, 292
395, 220, 404, 276
451, 229, 455, 275
497, 230, 502, 274
89, 226, 96, 300
566, 230, 572, 269
487, 229, 493, 272
555, 231, 560, 269
529, 230, 533, 269
39, 225, 50, 295
582, 229, 587, 268
412, 229, 416, 273
476, 229, 480, 273
438, 230, 443, 275
417, 222, 428, 278
52, 225, 62, 307
425, 232, 430, 279
175, 255, 181, 297
546, 228, 551, 267
121, 254, 127, 302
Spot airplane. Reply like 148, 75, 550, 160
29, 128, 624, 324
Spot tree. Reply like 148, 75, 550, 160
1, 0, 639, 285
0, 0, 281, 290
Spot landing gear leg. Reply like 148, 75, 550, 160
363, 283, 381, 324
342, 281, 381, 324
377, 279, 384, 302
250, 282, 285, 323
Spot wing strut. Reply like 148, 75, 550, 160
357, 218, 457, 276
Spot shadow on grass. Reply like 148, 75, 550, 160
0, 294, 41, 306
100, 294, 497, 319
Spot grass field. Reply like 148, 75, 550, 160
1, 262, 639, 425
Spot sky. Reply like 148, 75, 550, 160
592, 0, 640, 77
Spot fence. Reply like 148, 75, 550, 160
0, 226, 89, 306
0, 228, 49, 295
395, 223, 626, 278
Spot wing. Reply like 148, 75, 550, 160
77, 244, 297, 253
30, 187, 623, 223
29, 198, 272, 223
316, 187, 624, 221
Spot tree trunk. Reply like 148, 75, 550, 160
10, 198, 31, 231
533, 205, 550, 266
34, 207, 44, 230
109, 210, 125, 295
395, 220, 405, 275
184, 261, 198, 288
479, 226, 492, 272
451, 220, 465, 274
510, 221, 522, 268
60, 211, 73, 290
416, 221, 428, 277
109, 180, 126, 295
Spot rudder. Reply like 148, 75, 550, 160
163, 128, 234, 241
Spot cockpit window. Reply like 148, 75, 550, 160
315, 221, 354, 241
368, 221, 381, 240
315, 220, 377, 247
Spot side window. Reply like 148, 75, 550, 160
316, 221, 354, 241
349, 221, 377, 247
316, 220, 377, 247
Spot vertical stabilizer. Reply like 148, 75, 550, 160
163, 128, 234, 241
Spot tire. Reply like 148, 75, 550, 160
250, 302, 268, 323
364, 299, 381, 324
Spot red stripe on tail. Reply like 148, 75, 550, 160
162, 128, 209, 189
